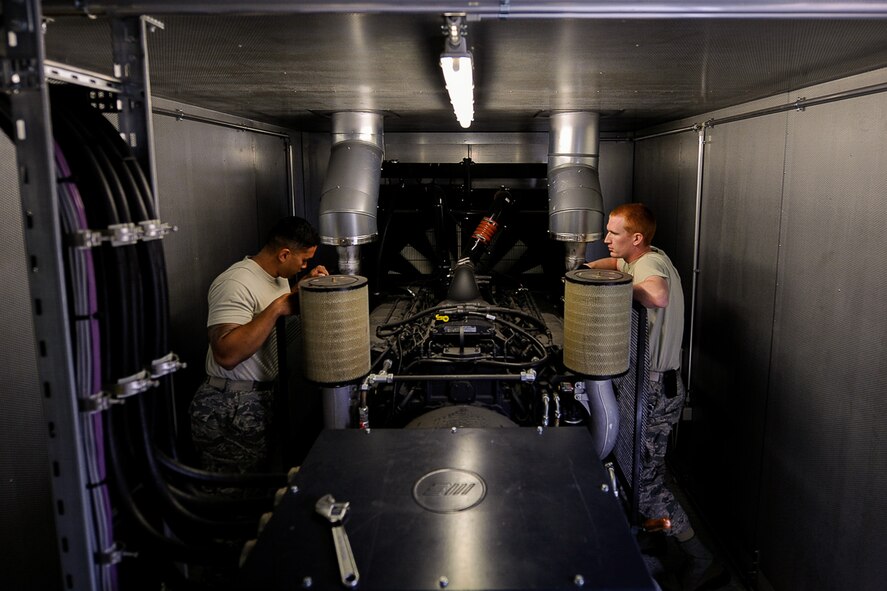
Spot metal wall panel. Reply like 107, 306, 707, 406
635, 68, 887, 590
0, 124, 61, 590
760, 91, 887, 591
154, 110, 291, 429
632, 132, 698, 353
692, 113, 787, 573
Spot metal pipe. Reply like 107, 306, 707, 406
388, 373, 529, 381
633, 124, 699, 142
42, 1, 887, 19
153, 107, 291, 139
547, 112, 604, 258
636, 82, 887, 142
322, 385, 355, 429
686, 128, 705, 405
286, 140, 295, 217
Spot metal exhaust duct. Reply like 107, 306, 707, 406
547, 111, 605, 271
319, 112, 384, 275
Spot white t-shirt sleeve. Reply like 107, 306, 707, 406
631, 254, 669, 284
207, 278, 257, 327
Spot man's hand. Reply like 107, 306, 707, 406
584, 257, 618, 270
309, 265, 329, 278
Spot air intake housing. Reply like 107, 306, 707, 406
319, 112, 384, 247
299, 275, 371, 385
563, 268, 633, 378
548, 111, 604, 243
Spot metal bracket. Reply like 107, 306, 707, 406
95, 543, 138, 565
71, 229, 103, 249
572, 380, 591, 415
138, 218, 176, 241
78, 391, 121, 414
70, 219, 176, 249
150, 352, 186, 378
111, 369, 158, 398
104, 222, 140, 246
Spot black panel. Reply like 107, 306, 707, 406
241, 427, 655, 591
0, 120, 62, 591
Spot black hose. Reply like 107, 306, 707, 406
154, 448, 287, 488
105, 404, 238, 565
131, 396, 259, 535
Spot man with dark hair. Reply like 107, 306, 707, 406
190, 216, 327, 474
586, 203, 721, 590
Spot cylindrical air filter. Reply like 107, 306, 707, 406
563, 269, 633, 378
299, 275, 370, 385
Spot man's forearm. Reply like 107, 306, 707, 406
211, 295, 289, 369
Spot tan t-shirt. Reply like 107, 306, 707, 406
204, 257, 290, 381
619, 248, 684, 372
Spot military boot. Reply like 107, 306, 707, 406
677, 535, 726, 590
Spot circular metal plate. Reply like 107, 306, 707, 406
565, 268, 633, 285
412, 468, 487, 513
300, 274, 367, 291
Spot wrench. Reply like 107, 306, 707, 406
315, 494, 360, 588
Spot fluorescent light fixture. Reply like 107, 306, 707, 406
440, 15, 474, 128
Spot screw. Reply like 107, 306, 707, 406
290, 486, 299, 494
601, 484, 609, 492
574, 574, 585, 587
439, 576, 449, 588
451, 426, 457, 433
302, 576, 313, 588
536, 426, 543, 435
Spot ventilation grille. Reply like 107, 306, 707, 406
612, 304, 650, 525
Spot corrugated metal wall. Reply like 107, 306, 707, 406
633, 131, 699, 359
153, 101, 294, 441
0, 124, 62, 589
761, 75, 887, 590
638, 68, 887, 590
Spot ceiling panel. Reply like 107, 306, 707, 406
41, 12, 887, 133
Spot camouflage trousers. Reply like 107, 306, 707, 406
189, 379, 275, 474
637, 371, 691, 537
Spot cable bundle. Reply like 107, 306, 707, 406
3, 87, 286, 590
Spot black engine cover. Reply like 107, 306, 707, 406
240, 427, 655, 591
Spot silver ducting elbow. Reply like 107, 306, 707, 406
319, 112, 384, 274
584, 379, 620, 459
548, 112, 604, 254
